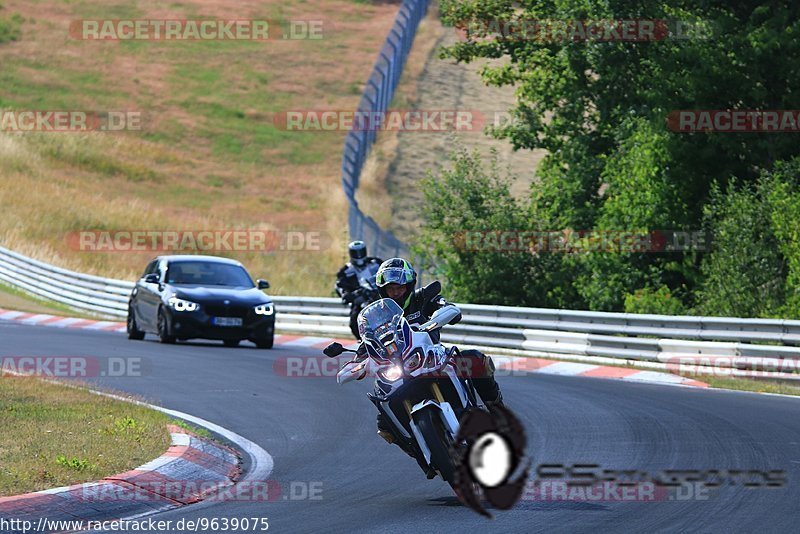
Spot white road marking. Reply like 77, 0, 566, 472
534, 361, 598, 376
19, 314, 56, 324
45, 317, 86, 328
84, 321, 119, 330
280, 336, 331, 347
625, 371, 687, 384
0, 310, 27, 320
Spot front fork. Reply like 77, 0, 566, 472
373, 372, 476, 464
404, 382, 464, 467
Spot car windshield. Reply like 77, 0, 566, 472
358, 299, 406, 360
166, 261, 254, 287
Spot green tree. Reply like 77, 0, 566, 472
696, 175, 786, 317
428, 0, 800, 314
415, 146, 581, 307
625, 285, 688, 315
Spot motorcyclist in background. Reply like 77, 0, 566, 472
335, 241, 383, 339
347, 257, 504, 476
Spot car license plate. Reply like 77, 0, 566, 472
213, 317, 243, 327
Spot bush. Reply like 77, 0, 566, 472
415, 145, 580, 308
624, 286, 687, 315
696, 175, 788, 318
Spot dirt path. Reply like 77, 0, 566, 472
360, 17, 546, 242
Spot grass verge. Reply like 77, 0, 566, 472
0, 376, 171, 496
0, 280, 104, 319
170, 418, 211, 439
685, 375, 800, 396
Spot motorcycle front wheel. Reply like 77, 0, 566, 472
415, 409, 456, 486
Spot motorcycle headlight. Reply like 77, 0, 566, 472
168, 296, 199, 312
254, 303, 274, 316
378, 364, 403, 382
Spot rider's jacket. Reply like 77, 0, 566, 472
401, 283, 461, 328
335, 258, 382, 302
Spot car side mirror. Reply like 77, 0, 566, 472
257, 279, 270, 289
144, 273, 160, 284
323, 342, 345, 358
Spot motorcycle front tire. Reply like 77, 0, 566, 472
414, 409, 456, 486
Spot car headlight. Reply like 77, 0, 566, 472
168, 296, 199, 312
254, 303, 274, 316
378, 364, 403, 382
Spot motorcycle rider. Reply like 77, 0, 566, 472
335, 241, 383, 339
347, 257, 504, 476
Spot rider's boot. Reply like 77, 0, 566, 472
461, 350, 505, 407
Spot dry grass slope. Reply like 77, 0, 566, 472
358, 11, 546, 241
0, 0, 401, 296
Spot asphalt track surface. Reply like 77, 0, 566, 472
1, 319, 799, 533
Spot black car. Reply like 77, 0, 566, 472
127, 255, 275, 348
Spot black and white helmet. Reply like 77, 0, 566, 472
348, 240, 368, 268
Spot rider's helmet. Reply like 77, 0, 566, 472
375, 257, 416, 309
348, 240, 368, 268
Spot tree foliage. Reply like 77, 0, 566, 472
415, 147, 580, 307
416, 0, 800, 316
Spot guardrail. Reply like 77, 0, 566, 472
2, 245, 799, 380
0, 246, 131, 317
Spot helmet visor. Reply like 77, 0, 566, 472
376, 267, 413, 287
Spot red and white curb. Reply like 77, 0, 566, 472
0, 309, 706, 388
0, 425, 241, 530
0, 309, 127, 333
491, 356, 708, 388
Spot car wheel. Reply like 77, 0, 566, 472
223, 339, 240, 348
254, 331, 274, 349
157, 307, 176, 344
127, 306, 145, 340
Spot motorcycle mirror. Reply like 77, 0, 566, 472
323, 342, 357, 357
323, 342, 344, 357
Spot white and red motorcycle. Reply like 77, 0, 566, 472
324, 297, 483, 487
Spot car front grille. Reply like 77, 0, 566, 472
204, 304, 251, 318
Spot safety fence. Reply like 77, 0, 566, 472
2, 245, 799, 381
341, 0, 430, 260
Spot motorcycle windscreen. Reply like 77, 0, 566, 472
358, 298, 408, 360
